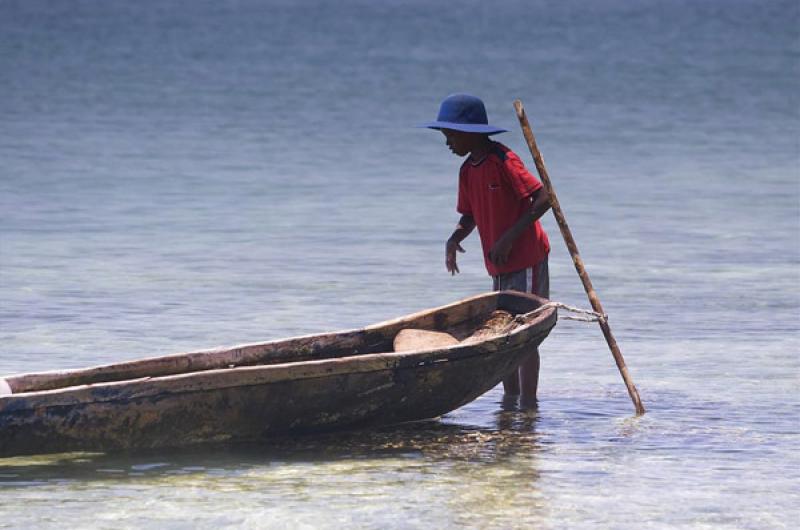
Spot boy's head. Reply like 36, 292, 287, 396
440, 128, 491, 157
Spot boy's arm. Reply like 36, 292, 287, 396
446, 215, 475, 275
489, 187, 551, 266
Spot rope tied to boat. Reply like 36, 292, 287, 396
515, 301, 607, 324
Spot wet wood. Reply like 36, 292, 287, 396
0, 291, 557, 456
514, 99, 645, 415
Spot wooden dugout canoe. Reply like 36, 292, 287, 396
0, 291, 556, 457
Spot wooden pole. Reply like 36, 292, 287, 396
513, 99, 645, 415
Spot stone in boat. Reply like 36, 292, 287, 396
0, 291, 556, 457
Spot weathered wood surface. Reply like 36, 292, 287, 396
3, 291, 499, 395
0, 291, 556, 457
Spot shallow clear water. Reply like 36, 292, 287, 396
1, 0, 798, 528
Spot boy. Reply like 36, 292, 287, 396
422, 93, 552, 405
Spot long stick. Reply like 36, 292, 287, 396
514, 100, 645, 415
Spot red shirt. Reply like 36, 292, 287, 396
457, 142, 550, 276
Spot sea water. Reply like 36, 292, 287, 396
0, 0, 798, 528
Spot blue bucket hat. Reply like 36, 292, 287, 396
420, 93, 507, 135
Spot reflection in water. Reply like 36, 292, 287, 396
0, 394, 548, 528
0, 394, 543, 483
2, 386, 797, 528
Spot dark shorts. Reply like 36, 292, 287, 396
492, 258, 550, 298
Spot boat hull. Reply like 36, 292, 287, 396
0, 291, 556, 456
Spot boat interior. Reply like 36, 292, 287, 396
1, 291, 552, 396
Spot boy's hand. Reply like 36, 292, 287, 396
446, 239, 465, 275
489, 237, 513, 266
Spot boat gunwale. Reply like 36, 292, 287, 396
3, 291, 502, 388
0, 292, 556, 412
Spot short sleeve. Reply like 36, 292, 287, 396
456, 167, 472, 215
502, 152, 542, 199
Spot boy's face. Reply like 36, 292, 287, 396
440, 129, 473, 157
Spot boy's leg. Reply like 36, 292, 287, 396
493, 271, 524, 395
493, 259, 550, 401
